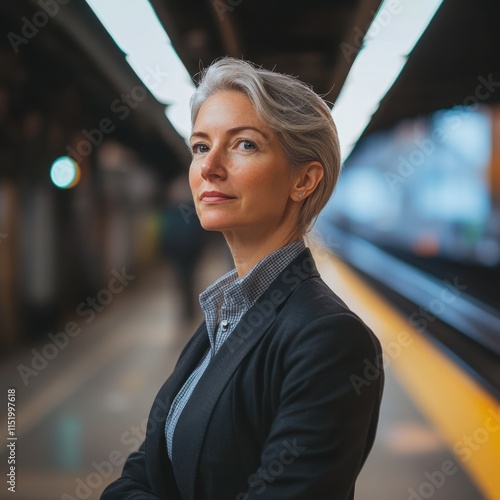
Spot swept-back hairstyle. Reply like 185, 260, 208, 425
190, 57, 341, 235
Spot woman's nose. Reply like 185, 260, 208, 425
201, 147, 227, 181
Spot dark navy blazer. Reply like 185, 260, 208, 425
101, 249, 384, 500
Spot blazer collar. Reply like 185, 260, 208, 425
171, 248, 319, 499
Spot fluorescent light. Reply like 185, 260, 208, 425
125, 47, 193, 104
85, 0, 195, 140
85, 0, 170, 54
334, 49, 406, 154
165, 101, 192, 141
332, 0, 444, 160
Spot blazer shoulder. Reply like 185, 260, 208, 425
276, 275, 382, 355
283, 274, 352, 318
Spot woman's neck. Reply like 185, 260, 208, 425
224, 227, 300, 278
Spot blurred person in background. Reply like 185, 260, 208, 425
102, 57, 384, 500
161, 174, 207, 323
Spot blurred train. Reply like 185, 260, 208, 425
323, 104, 499, 269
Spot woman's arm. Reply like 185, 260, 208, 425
241, 313, 384, 500
100, 443, 160, 499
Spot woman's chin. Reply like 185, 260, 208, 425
199, 217, 233, 233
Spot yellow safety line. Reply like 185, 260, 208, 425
314, 250, 500, 500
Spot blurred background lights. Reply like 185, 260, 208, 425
50, 156, 81, 189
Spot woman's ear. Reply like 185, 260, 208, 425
291, 162, 324, 202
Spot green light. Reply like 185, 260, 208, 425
50, 157, 79, 189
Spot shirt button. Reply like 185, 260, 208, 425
221, 320, 229, 331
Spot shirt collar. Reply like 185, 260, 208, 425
199, 239, 306, 315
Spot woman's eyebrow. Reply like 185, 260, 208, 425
190, 126, 270, 142
189, 131, 209, 141
227, 126, 270, 140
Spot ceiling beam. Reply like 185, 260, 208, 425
207, 0, 242, 58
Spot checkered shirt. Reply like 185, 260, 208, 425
165, 239, 306, 460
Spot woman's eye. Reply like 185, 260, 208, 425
238, 140, 257, 151
191, 143, 209, 154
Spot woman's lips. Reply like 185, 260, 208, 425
200, 191, 235, 203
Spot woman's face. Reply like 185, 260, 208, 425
189, 91, 297, 241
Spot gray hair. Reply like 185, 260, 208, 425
190, 57, 341, 235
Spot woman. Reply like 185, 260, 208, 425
102, 58, 384, 500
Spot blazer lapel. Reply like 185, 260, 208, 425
145, 323, 210, 498
172, 248, 319, 499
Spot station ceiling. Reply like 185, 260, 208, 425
1, 0, 499, 177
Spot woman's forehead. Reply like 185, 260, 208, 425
193, 91, 272, 136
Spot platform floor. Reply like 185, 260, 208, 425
0, 250, 488, 500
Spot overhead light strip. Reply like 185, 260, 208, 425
85, 0, 195, 141
332, 0, 444, 161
